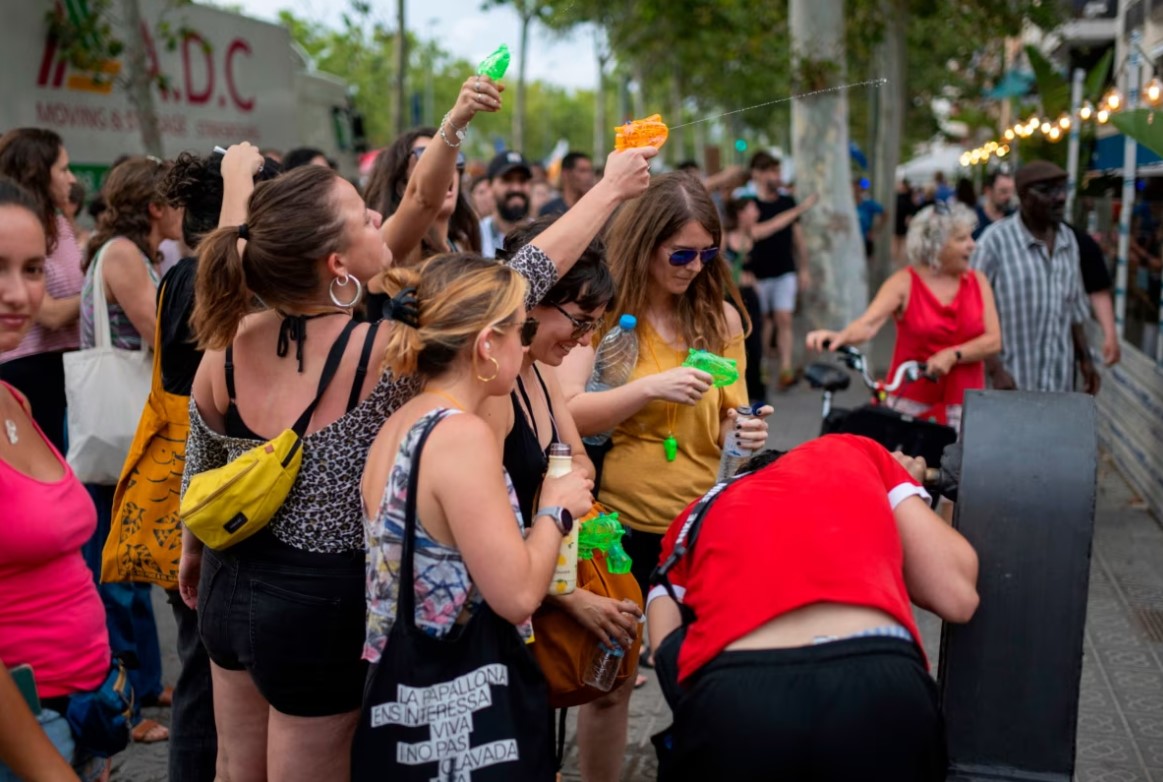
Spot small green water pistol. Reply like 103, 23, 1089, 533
683, 349, 739, 388
477, 44, 511, 80
578, 512, 632, 575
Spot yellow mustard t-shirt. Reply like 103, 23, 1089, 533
599, 322, 748, 535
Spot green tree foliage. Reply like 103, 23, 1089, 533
280, 6, 597, 161
45, 0, 196, 156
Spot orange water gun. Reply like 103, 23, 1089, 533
614, 114, 669, 151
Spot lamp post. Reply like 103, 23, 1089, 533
1115, 29, 1141, 339
1066, 68, 1084, 220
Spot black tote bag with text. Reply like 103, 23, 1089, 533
351, 412, 555, 782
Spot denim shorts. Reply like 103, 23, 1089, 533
197, 531, 367, 717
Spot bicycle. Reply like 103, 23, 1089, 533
804, 344, 959, 497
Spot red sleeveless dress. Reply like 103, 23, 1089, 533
887, 268, 986, 424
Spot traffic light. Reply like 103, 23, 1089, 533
734, 138, 748, 153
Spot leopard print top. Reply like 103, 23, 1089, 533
180, 244, 558, 554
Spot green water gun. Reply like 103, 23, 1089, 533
477, 44, 511, 80
578, 512, 632, 575
683, 349, 739, 388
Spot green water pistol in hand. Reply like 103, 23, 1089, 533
683, 349, 739, 388
477, 44, 511, 80
578, 512, 632, 575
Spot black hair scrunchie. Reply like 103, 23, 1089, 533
382, 286, 421, 328
237, 223, 250, 240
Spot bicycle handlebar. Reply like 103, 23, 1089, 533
819, 341, 928, 393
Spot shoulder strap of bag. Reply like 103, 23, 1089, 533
89, 243, 114, 350
398, 410, 453, 630
289, 319, 359, 437
651, 472, 747, 624
346, 321, 381, 414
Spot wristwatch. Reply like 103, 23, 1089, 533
534, 506, 574, 536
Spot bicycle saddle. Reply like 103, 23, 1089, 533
804, 362, 851, 392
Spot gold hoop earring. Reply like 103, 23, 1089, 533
476, 355, 500, 383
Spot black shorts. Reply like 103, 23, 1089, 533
197, 531, 367, 717
669, 637, 946, 781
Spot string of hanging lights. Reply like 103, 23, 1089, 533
960, 78, 1163, 167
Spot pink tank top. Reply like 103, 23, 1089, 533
0, 382, 109, 698
888, 268, 986, 419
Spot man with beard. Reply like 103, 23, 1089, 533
480, 150, 533, 257
971, 160, 1099, 394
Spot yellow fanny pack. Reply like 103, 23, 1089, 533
181, 320, 357, 550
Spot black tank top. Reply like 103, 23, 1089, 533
224, 320, 380, 439
502, 365, 560, 525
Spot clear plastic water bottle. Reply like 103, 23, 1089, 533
582, 314, 639, 447
583, 642, 625, 692
717, 404, 758, 482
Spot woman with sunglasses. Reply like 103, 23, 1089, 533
364, 77, 494, 266
178, 145, 656, 782
484, 216, 643, 782
559, 173, 773, 606
806, 202, 1001, 433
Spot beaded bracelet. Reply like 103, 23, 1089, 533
440, 111, 468, 149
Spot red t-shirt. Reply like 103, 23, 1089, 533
650, 434, 929, 682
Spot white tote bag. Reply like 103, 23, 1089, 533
63, 245, 153, 485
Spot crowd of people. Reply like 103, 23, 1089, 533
0, 65, 1118, 782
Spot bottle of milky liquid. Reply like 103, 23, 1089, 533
546, 443, 578, 595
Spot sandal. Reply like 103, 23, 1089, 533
142, 686, 174, 708
638, 645, 654, 669
634, 674, 648, 689
131, 718, 169, 744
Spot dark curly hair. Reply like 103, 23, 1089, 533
0, 128, 65, 254
85, 156, 172, 270
363, 127, 481, 260
163, 150, 281, 249
500, 214, 615, 313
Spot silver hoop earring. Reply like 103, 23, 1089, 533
329, 274, 363, 308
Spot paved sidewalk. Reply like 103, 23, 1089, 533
112, 378, 1163, 781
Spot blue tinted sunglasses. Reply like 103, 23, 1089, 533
412, 147, 466, 170
669, 247, 719, 266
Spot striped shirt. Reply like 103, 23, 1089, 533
971, 214, 1090, 392
0, 216, 84, 363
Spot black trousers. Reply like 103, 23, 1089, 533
622, 528, 664, 601
166, 590, 217, 782
739, 285, 765, 404
669, 637, 946, 781
0, 350, 68, 453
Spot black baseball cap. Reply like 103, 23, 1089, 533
487, 151, 532, 180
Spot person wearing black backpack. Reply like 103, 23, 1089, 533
646, 436, 979, 781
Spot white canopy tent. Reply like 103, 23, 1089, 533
895, 144, 967, 183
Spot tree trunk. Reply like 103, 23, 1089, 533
669, 65, 685, 165
513, 10, 531, 151
630, 62, 646, 119
790, 0, 868, 331
594, 30, 608, 160
870, 1, 906, 289
119, 0, 162, 157
693, 113, 706, 170
395, 0, 407, 135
